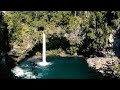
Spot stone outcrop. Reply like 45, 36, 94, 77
101, 50, 115, 58
113, 39, 120, 57
87, 57, 119, 77
8, 29, 39, 63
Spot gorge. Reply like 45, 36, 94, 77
0, 11, 120, 79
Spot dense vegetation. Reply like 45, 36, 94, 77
2, 11, 120, 60
1, 11, 120, 78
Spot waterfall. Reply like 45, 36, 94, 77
37, 32, 51, 66
42, 32, 46, 63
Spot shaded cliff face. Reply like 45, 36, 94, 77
113, 27, 120, 58
0, 12, 40, 78
113, 39, 120, 57
0, 12, 15, 79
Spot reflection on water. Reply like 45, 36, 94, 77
12, 57, 100, 79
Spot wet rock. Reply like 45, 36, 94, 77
87, 57, 119, 76
11, 66, 36, 79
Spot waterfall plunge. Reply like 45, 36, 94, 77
42, 32, 46, 63
37, 32, 51, 66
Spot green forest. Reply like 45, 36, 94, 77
1, 11, 120, 79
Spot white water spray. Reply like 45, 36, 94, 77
11, 66, 36, 79
42, 32, 46, 63
37, 32, 51, 66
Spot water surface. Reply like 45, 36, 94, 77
12, 57, 101, 79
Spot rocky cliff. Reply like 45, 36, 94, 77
87, 57, 120, 78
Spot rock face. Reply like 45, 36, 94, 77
101, 50, 115, 58
8, 41, 35, 63
11, 66, 36, 79
87, 57, 119, 77
113, 39, 120, 57
0, 14, 15, 79
8, 29, 39, 63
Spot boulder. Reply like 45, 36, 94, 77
87, 57, 119, 76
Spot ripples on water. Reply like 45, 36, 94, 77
11, 57, 99, 79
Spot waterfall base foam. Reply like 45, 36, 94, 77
37, 61, 51, 66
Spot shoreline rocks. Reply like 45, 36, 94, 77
87, 57, 119, 77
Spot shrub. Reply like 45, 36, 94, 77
35, 51, 41, 56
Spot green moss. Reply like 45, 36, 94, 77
87, 32, 96, 40
46, 48, 64, 56
93, 44, 97, 48
35, 51, 41, 56
113, 64, 120, 77
98, 28, 103, 35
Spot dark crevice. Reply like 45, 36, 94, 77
0, 12, 15, 79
